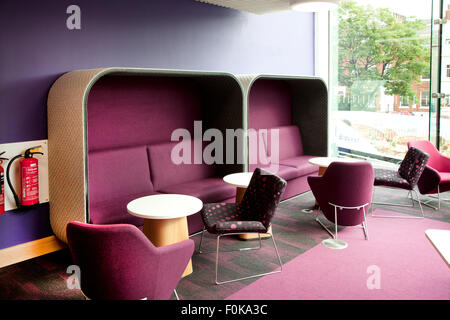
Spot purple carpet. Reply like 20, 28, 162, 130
227, 209, 450, 300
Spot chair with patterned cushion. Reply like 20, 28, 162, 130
408, 140, 450, 210
198, 167, 287, 285
66, 222, 194, 300
371, 146, 429, 218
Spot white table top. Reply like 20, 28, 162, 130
223, 172, 254, 188
308, 156, 366, 168
127, 194, 203, 220
425, 229, 450, 267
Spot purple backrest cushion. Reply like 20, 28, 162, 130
248, 125, 304, 165
266, 125, 304, 161
88, 146, 154, 204
148, 140, 216, 190
248, 129, 271, 167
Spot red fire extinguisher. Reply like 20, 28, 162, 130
0, 151, 8, 214
6, 146, 44, 210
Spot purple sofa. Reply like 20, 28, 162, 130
86, 74, 243, 235
246, 77, 327, 200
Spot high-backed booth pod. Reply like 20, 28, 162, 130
47, 68, 244, 243
237, 74, 328, 200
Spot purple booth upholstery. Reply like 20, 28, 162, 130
88, 139, 237, 234
308, 162, 374, 232
66, 222, 194, 300
86, 75, 243, 236
147, 140, 236, 233
199, 168, 287, 284
372, 146, 429, 218
408, 140, 450, 210
249, 125, 318, 199
247, 77, 326, 201
88, 146, 157, 227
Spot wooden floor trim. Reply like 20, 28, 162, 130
0, 236, 66, 268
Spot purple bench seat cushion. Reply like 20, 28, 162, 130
148, 140, 216, 191
158, 177, 236, 203
249, 163, 302, 181
278, 155, 318, 176
88, 145, 154, 226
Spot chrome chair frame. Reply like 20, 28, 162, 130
316, 202, 370, 243
197, 229, 283, 285
413, 185, 450, 211
371, 186, 424, 218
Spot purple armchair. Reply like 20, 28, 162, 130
307, 161, 374, 249
408, 140, 450, 210
66, 222, 194, 300
198, 167, 287, 284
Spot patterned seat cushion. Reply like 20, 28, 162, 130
201, 203, 267, 234
374, 168, 411, 190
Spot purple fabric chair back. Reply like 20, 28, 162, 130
308, 162, 374, 226
66, 222, 194, 300
240, 168, 287, 229
397, 146, 429, 188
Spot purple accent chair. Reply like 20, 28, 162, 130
66, 222, 194, 300
307, 162, 374, 242
372, 146, 429, 218
198, 168, 287, 285
408, 140, 450, 210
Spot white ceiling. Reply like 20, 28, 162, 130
195, 0, 293, 15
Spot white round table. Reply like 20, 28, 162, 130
223, 172, 253, 203
309, 157, 363, 176
127, 194, 203, 277
223, 172, 272, 240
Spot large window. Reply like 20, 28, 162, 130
329, 0, 432, 161
420, 90, 430, 107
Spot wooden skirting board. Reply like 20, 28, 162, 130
0, 235, 66, 268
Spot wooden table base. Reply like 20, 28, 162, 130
235, 187, 272, 240
312, 166, 328, 206
143, 216, 192, 277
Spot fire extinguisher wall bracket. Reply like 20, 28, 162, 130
0, 151, 8, 215
6, 146, 43, 211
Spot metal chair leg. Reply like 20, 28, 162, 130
414, 186, 450, 211
197, 229, 206, 253
362, 206, 369, 240
372, 189, 424, 219
198, 229, 262, 254
214, 232, 283, 285
320, 206, 348, 249
316, 203, 370, 240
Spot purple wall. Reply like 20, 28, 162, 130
0, 0, 314, 249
